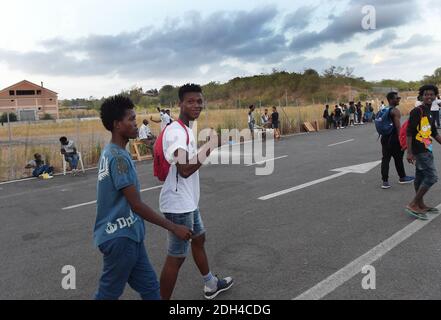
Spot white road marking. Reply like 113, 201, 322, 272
259, 161, 381, 201
62, 185, 163, 210
259, 172, 347, 200
0, 167, 98, 186
246, 155, 289, 167
294, 204, 441, 300
328, 139, 355, 147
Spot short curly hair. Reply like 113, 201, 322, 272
419, 84, 439, 97
178, 83, 202, 102
100, 95, 134, 132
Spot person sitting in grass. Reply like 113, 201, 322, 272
25, 153, 54, 178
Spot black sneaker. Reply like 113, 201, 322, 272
204, 276, 234, 300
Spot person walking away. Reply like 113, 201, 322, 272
380, 92, 414, 189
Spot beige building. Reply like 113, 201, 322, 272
0, 80, 59, 121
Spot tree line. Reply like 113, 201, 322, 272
59, 66, 441, 111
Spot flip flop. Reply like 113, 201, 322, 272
405, 208, 429, 220
425, 207, 439, 214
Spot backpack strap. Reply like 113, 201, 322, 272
176, 119, 190, 146
415, 106, 424, 132
174, 119, 191, 192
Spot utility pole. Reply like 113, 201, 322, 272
6, 109, 13, 180
7, 111, 12, 143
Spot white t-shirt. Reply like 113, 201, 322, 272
160, 112, 171, 130
138, 124, 152, 140
62, 140, 76, 154
415, 101, 423, 107
159, 121, 200, 214
431, 99, 441, 111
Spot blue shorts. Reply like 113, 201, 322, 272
95, 237, 160, 300
415, 152, 438, 190
164, 209, 206, 258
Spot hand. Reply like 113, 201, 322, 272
407, 152, 415, 164
172, 224, 193, 241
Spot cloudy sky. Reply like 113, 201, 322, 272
0, 0, 440, 98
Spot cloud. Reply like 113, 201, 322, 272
0, 6, 286, 79
283, 6, 316, 31
365, 30, 398, 49
0, 1, 425, 85
289, 0, 419, 52
392, 34, 436, 49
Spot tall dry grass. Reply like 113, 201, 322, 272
0, 100, 415, 182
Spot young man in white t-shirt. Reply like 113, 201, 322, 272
159, 83, 234, 300
150, 108, 171, 131
431, 95, 441, 128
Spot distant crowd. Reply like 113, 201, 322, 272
322, 101, 377, 130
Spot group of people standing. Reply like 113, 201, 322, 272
323, 101, 375, 130
248, 105, 281, 140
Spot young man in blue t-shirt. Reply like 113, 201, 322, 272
94, 95, 192, 300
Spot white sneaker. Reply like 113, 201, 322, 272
204, 276, 234, 300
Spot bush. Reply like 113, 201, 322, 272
357, 93, 369, 101
41, 113, 54, 120
0, 112, 17, 123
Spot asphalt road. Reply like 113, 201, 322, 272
2, 122, 441, 300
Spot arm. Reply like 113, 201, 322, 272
406, 137, 415, 164
174, 130, 221, 179
391, 108, 401, 139
406, 109, 418, 164
150, 116, 161, 123
122, 185, 192, 240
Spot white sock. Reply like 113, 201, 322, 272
203, 272, 218, 291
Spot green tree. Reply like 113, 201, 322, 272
0, 113, 17, 122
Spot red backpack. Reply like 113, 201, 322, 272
399, 106, 422, 151
153, 119, 189, 182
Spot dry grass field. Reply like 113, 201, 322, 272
0, 99, 415, 182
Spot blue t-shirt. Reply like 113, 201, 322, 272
93, 143, 145, 247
